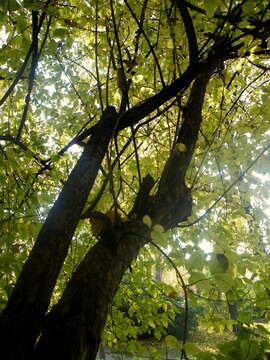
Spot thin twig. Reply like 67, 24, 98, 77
131, 125, 142, 185
54, 52, 87, 111
124, 0, 165, 87
134, 0, 149, 57
0, 12, 45, 108
110, 0, 129, 113
191, 70, 266, 189
95, 0, 104, 111
82, 134, 135, 217
0, 134, 47, 165
17, 12, 42, 140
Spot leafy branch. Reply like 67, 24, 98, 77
179, 142, 270, 228
0, 11, 46, 108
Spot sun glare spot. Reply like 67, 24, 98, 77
199, 239, 213, 253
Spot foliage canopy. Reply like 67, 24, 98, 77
0, 0, 270, 359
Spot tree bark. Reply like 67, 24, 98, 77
226, 290, 240, 333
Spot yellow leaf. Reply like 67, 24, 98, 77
142, 215, 152, 227
152, 224, 164, 233
184, 342, 201, 356
167, 38, 174, 49
151, 230, 165, 245
133, 74, 144, 83
176, 143, 187, 152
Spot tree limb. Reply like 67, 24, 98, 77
0, 12, 46, 108
115, 54, 229, 133
16, 11, 40, 141
124, 0, 165, 87
150, 69, 213, 229
173, 0, 198, 63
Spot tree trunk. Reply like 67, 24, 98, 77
33, 221, 149, 360
226, 290, 240, 333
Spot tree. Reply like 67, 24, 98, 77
0, 0, 270, 359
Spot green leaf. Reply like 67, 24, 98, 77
154, 328, 161, 340
1, 0, 21, 11
152, 224, 164, 233
164, 335, 180, 349
161, 312, 168, 327
205, 0, 216, 17
167, 38, 174, 49
189, 271, 206, 286
188, 250, 205, 271
23, 0, 41, 10
142, 215, 152, 228
53, 28, 68, 38
150, 230, 166, 245
1, 0, 270, 353
184, 342, 201, 356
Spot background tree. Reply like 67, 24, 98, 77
0, 0, 270, 359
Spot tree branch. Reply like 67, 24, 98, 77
33, 220, 150, 359
133, 0, 149, 57
0, 135, 28, 152
110, 0, 129, 113
173, 0, 198, 63
115, 56, 225, 133
0, 134, 48, 166
150, 70, 213, 229
182, 0, 205, 15
129, 174, 155, 218
16, 11, 40, 140
0, 12, 45, 108
124, 0, 165, 87
95, 0, 104, 111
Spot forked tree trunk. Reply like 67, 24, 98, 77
33, 221, 150, 360
0, 51, 218, 359
33, 72, 212, 359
